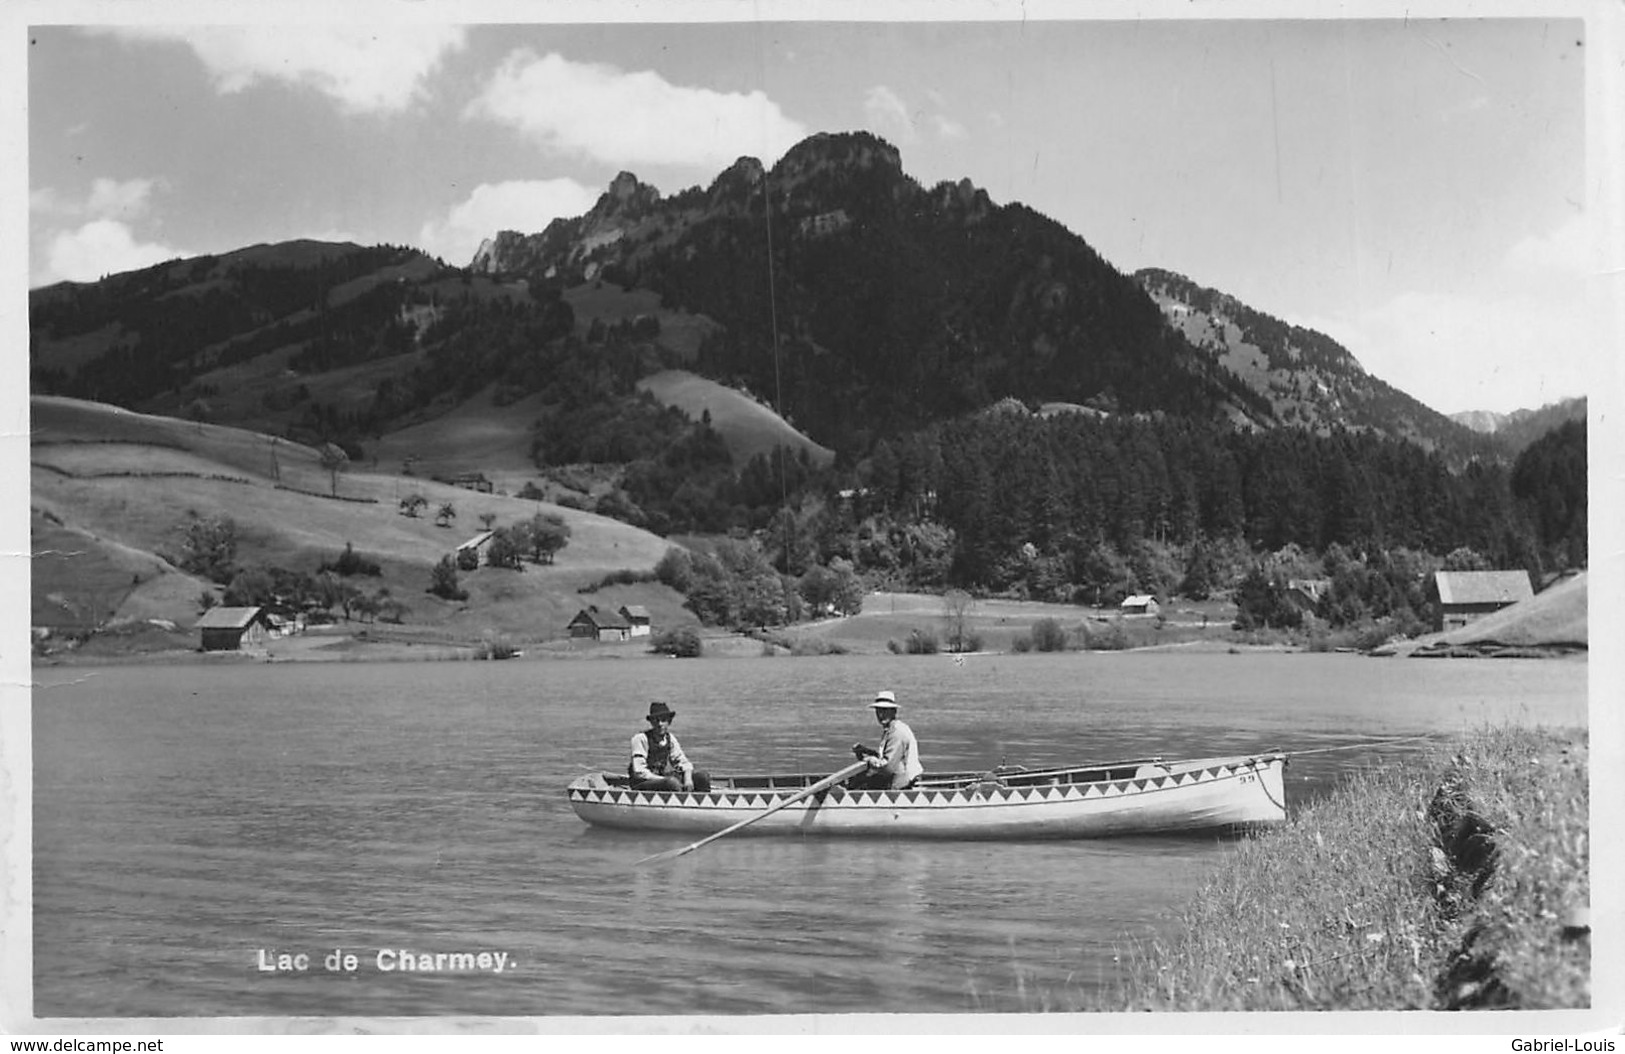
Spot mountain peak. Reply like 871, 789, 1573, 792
594, 171, 662, 217
775, 131, 902, 177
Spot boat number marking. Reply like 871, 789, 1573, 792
1239, 773, 1256, 784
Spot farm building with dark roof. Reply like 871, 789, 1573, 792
1434, 570, 1535, 631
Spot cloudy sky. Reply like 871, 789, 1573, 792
17, 3, 1609, 415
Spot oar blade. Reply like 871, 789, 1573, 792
634, 845, 690, 866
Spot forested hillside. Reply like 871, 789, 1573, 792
757, 410, 1582, 598
1138, 268, 1504, 464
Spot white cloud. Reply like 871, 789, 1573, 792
95, 25, 467, 114
864, 85, 968, 144
467, 50, 807, 170
46, 219, 191, 284
33, 176, 193, 285
31, 177, 155, 219
30, 188, 62, 214
863, 85, 916, 143
417, 179, 599, 266
85, 177, 157, 220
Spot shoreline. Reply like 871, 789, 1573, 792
31, 630, 1589, 667
1089, 724, 1590, 1011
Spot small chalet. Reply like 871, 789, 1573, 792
1284, 578, 1332, 615
196, 606, 272, 651
456, 530, 495, 555
618, 605, 653, 637
568, 606, 632, 642
1119, 594, 1160, 616
1434, 570, 1535, 631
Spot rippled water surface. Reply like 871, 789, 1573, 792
33, 651, 1586, 1018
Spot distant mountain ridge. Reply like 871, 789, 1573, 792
30, 131, 1535, 472
1135, 268, 1503, 463
474, 131, 1494, 464
1450, 397, 1587, 455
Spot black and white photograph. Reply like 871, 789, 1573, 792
5, 0, 1618, 1040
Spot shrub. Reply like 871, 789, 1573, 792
1031, 617, 1068, 652
320, 542, 382, 577
578, 568, 659, 594
905, 627, 940, 654
655, 547, 695, 593
177, 514, 239, 584
651, 626, 703, 658
1081, 620, 1130, 651
789, 638, 850, 656
476, 637, 517, 660
1012, 635, 1033, 653
429, 555, 468, 601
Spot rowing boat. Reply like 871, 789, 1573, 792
566, 752, 1288, 839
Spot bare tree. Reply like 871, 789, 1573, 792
318, 443, 349, 497
942, 589, 974, 652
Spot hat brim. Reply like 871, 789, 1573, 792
869, 702, 899, 710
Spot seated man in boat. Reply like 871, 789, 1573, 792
629, 700, 711, 793
848, 690, 923, 791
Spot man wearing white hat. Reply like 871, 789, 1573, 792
849, 690, 923, 790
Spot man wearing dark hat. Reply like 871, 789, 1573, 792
629, 701, 710, 793
849, 690, 923, 790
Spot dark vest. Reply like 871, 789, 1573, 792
632, 728, 674, 778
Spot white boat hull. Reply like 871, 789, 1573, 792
567, 754, 1288, 839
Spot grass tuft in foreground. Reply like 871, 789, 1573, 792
1097, 725, 1588, 1012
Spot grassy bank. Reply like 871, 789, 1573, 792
1092, 725, 1589, 1011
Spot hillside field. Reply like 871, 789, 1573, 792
636, 369, 835, 468
31, 396, 687, 658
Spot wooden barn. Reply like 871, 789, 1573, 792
568, 606, 633, 643
1434, 570, 1535, 631
1119, 594, 1160, 616
195, 606, 271, 651
618, 605, 653, 637
456, 530, 495, 556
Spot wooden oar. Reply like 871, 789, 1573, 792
636, 760, 869, 865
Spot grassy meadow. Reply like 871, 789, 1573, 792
1089, 725, 1590, 1011
31, 395, 686, 656
636, 368, 836, 468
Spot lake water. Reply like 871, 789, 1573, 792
31, 651, 1586, 1019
